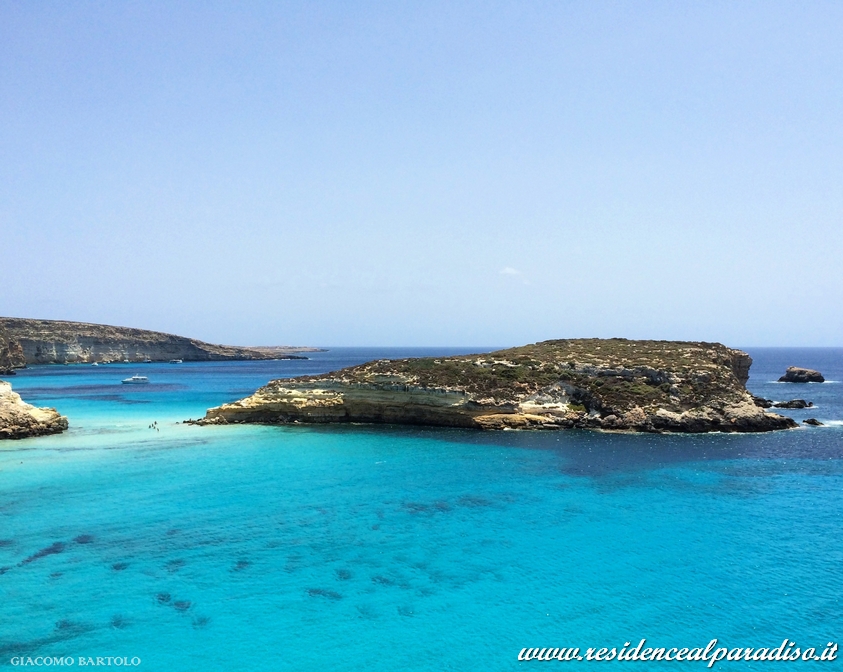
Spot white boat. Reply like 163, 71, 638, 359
169, 359, 183, 364
122, 375, 149, 385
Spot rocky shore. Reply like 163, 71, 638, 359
196, 339, 797, 433
0, 317, 320, 367
0, 380, 68, 440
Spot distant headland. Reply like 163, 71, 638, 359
197, 338, 798, 434
0, 317, 322, 371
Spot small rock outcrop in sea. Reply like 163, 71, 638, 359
0, 317, 319, 366
778, 367, 825, 383
772, 399, 813, 409
803, 418, 823, 426
752, 395, 773, 408
196, 339, 797, 434
0, 380, 68, 440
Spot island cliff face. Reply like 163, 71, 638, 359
0, 324, 26, 373
200, 339, 796, 433
0, 318, 316, 366
0, 381, 68, 439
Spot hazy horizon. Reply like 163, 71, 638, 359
2, 3, 841, 347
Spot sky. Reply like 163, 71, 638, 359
1, 1, 841, 347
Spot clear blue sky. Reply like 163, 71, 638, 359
2, 2, 841, 346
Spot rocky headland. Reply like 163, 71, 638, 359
0, 317, 320, 367
0, 380, 68, 440
197, 339, 797, 433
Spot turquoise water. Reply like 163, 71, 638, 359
1, 348, 841, 670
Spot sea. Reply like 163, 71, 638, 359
1, 347, 841, 671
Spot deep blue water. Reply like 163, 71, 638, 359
1, 347, 841, 670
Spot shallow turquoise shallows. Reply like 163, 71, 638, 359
2, 348, 842, 670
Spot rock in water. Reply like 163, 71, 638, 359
0, 380, 68, 440
197, 339, 797, 434
752, 395, 773, 408
772, 399, 813, 409
778, 367, 825, 383
803, 418, 823, 426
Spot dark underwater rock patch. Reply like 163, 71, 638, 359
74, 534, 95, 544
0, 621, 93, 657
231, 560, 251, 572
21, 541, 65, 565
0, 640, 39, 658
355, 604, 378, 619
307, 588, 342, 600
173, 600, 192, 612
403, 500, 455, 515
112, 562, 129, 571
54, 619, 86, 633
165, 559, 185, 572
284, 553, 303, 573
335, 569, 352, 580
457, 495, 491, 508
156, 592, 171, 604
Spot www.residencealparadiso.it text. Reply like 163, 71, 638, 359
518, 639, 838, 665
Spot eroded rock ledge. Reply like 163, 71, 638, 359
0, 381, 68, 440
197, 339, 796, 433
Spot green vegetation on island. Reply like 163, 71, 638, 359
199, 338, 796, 433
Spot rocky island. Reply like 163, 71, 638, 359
778, 366, 825, 383
0, 380, 68, 439
0, 317, 320, 367
197, 339, 797, 433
